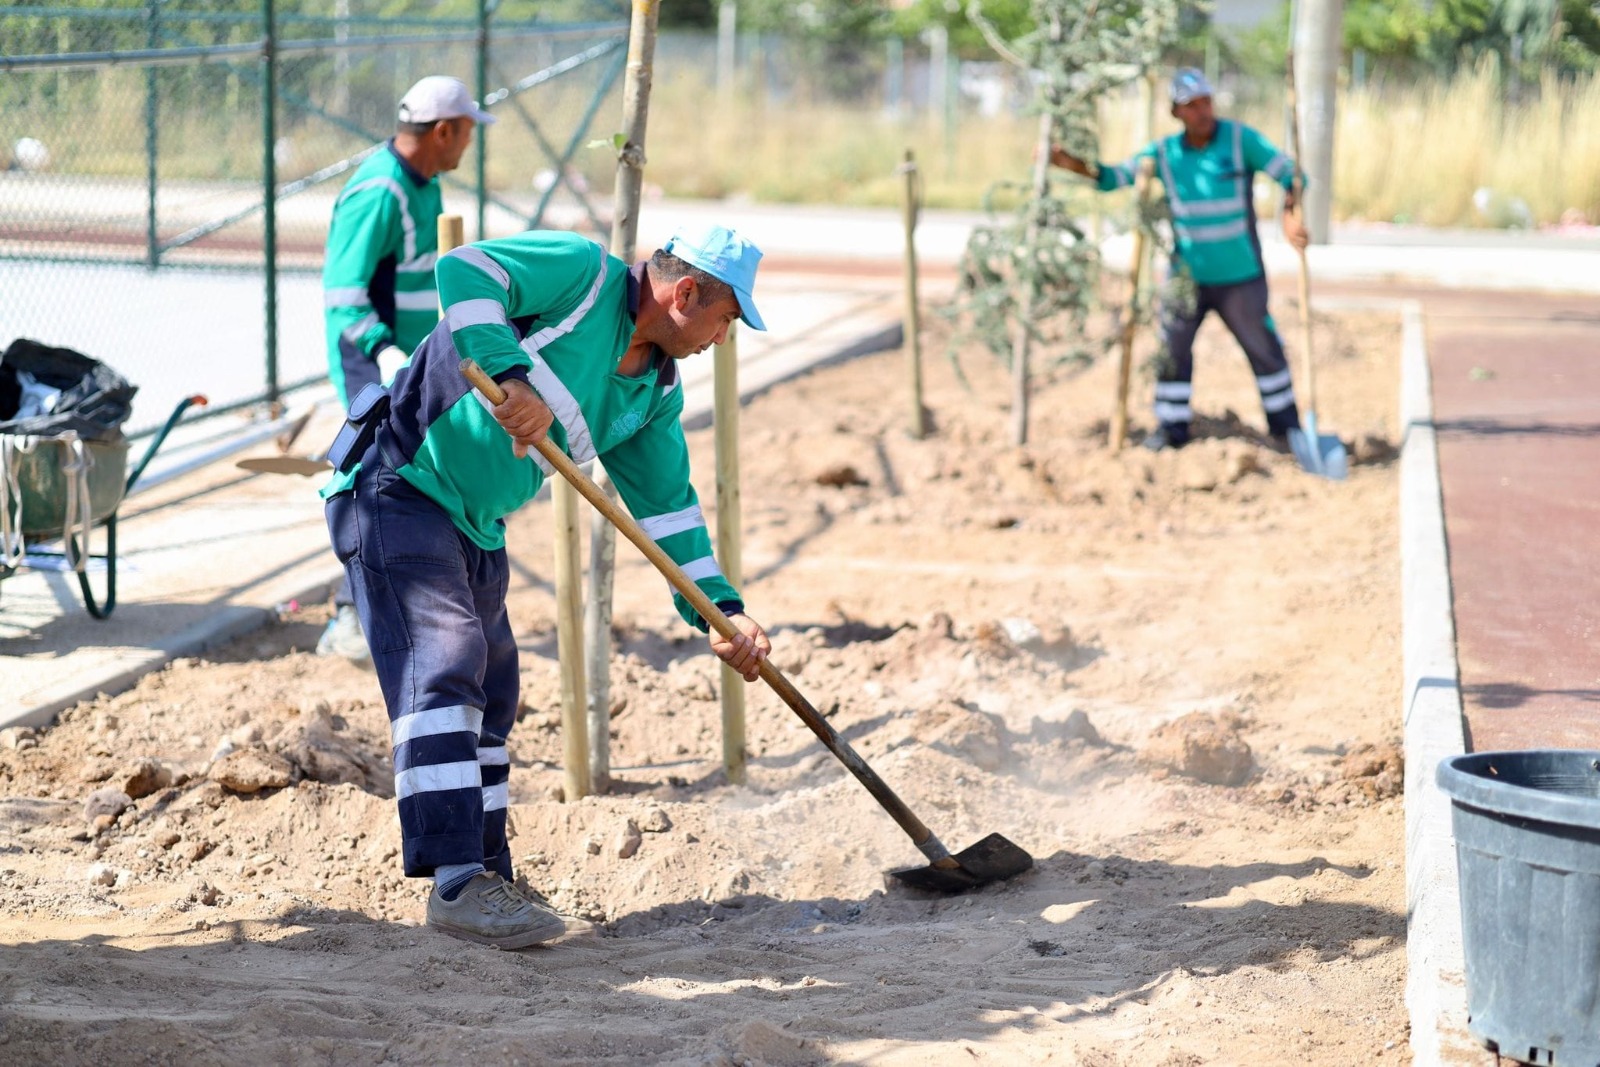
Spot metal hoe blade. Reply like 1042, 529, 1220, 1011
888, 833, 1034, 893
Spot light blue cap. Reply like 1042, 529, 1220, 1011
661, 223, 767, 331
1170, 68, 1214, 105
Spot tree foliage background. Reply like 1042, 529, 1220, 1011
946, 0, 1182, 370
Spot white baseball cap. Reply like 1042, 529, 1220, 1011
397, 76, 496, 126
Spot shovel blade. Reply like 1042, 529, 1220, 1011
1287, 416, 1347, 482
888, 833, 1034, 893
236, 455, 332, 477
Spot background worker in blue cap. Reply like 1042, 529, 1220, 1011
1051, 68, 1311, 452
320, 222, 772, 949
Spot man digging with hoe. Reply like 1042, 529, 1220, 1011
321, 223, 772, 948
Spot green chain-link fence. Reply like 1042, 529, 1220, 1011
1, 1, 627, 436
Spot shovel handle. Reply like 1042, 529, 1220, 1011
460, 359, 958, 868
1285, 51, 1318, 418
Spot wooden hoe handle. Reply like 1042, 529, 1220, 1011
459, 358, 958, 867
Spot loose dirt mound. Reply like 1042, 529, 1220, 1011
0, 302, 1411, 1064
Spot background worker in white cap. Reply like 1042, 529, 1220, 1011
318, 75, 495, 660
319, 222, 772, 949
1050, 68, 1310, 452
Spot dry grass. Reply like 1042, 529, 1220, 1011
1335, 62, 1600, 226
11, 63, 1600, 229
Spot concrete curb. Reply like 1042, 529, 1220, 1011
1397, 299, 1475, 1062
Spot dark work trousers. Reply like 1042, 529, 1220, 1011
1154, 274, 1301, 442
325, 456, 517, 881
331, 337, 381, 611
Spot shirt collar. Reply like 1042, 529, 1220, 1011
627, 261, 677, 386
385, 139, 430, 187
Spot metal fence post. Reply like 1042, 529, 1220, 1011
145, 0, 161, 269
261, 0, 279, 409
475, 0, 489, 240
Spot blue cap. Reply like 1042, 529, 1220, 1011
1170, 68, 1214, 105
661, 223, 767, 331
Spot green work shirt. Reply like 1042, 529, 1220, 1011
1097, 120, 1297, 286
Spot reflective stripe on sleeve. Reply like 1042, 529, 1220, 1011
338, 177, 416, 263
341, 312, 381, 344
447, 246, 512, 290
447, 298, 510, 330
324, 287, 372, 309
639, 504, 706, 541
395, 289, 441, 311
678, 556, 724, 583
398, 251, 437, 275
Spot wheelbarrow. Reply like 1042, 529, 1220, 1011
1, 337, 206, 619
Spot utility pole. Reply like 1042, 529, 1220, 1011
1292, 0, 1343, 244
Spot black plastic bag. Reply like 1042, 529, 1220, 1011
0, 338, 138, 442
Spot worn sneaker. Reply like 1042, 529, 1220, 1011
1141, 426, 1190, 452
426, 872, 567, 949
316, 604, 370, 663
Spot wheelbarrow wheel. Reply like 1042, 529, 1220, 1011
67, 512, 117, 619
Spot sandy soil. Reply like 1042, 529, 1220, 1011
0, 297, 1410, 1065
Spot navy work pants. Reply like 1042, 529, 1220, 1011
325, 457, 517, 881
1155, 274, 1301, 442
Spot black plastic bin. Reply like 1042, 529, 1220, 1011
1437, 750, 1600, 1066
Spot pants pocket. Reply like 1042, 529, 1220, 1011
350, 558, 410, 654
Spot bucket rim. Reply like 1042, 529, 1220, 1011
1436, 749, 1600, 831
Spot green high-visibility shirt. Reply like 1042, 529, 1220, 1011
321, 230, 742, 631
322, 142, 442, 405
1096, 120, 1297, 286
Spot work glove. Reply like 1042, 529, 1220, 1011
376, 344, 408, 385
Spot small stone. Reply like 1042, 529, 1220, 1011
614, 819, 643, 860
1031, 709, 1102, 746
156, 831, 182, 850
584, 836, 602, 856
640, 808, 672, 833
117, 758, 173, 800
814, 464, 867, 488
1000, 617, 1042, 647
87, 863, 118, 887
0, 727, 37, 750
209, 750, 293, 794
230, 723, 264, 746
84, 788, 132, 824
1143, 712, 1254, 786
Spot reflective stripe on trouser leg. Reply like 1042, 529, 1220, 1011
1156, 284, 1207, 432
337, 462, 519, 878
1209, 275, 1301, 434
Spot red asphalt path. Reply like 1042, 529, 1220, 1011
1420, 289, 1600, 752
